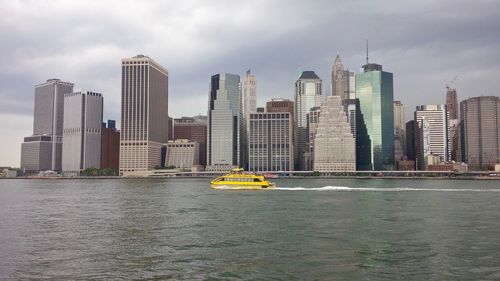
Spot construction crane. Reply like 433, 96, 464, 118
446, 75, 458, 90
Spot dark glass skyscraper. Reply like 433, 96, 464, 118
356, 63, 395, 170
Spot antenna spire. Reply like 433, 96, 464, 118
366, 38, 369, 65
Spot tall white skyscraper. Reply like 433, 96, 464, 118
62, 91, 103, 176
21, 79, 74, 173
313, 96, 356, 172
120, 55, 169, 175
241, 70, 256, 169
207, 73, 242, 171
414, 105, 450, 170
295, 71, 322, 170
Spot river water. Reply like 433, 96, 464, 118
1, 178, 500, 280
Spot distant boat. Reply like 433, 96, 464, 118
263, 173, 279, 179
210, 168, 276, 190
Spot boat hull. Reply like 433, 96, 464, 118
211, 183, 275, 190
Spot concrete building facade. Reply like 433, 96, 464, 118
242, 70, 256, 169
165, 139, 199, 169
295, 71, 322, 170
331, 55, 350, 102
446, 87, 459, 120
62, 91, 103, 176
313, 96, 356, 172
173, 115, 208, 166
414, 105, 450, 170
20, 79, 74, 173
101, 120, 120, 172
460, 96, 499, 170
248, 112, 294, 172
120, 55, 169, 175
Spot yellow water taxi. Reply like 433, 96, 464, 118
210, 168, 276, 190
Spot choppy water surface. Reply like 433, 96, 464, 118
1, 178, 500, 280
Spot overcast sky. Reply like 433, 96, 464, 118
1, 0, 499, 167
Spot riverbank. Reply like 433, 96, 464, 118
3, 175, 499, 180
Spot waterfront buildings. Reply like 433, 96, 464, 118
331, 55, 350, 102
295, 71, 322, 170
446, 87, 459, 120
173, 115, 207, 166
165, 139, 199, 169
101, 120, 120, 173
62, 91, 103, 176
343, 99, 372, 170
393, 101, 407, 162
21, 79, 74, 173
356, 63, 395, 170
460, 96, 499, 170
120, 55, 169, 175
248, 111, 294, 172
414, 105, 450, 170
313, 96, 356, 172
242, 70, 257, 124
405, 120, 416, 162
305, 107, 321, 170
242, 70, 256, 169
267, 98, 294, 118
207, 73, 242, 171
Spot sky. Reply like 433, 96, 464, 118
0, 0, 499, 167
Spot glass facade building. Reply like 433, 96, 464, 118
356, 63, 395, 170
207, 73, 242, 171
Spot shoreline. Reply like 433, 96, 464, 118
3, 175, 499, 180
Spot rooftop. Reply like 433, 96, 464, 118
298, 71, 320, 80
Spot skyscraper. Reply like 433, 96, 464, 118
343, 99, 372, 170
101, 120, 120, 173
207, 73, 242, 171
460, 96, 499, 170
331, 55, 350, 101
62, 91, 103, 176
173, 115, 208, 166
248, 111, 293, 172
295, 71, 322, 170
356, 63, 395, 170
446, 87, 458, 120
405, 120, 416, 162
313, 96, 356, 172
241, 70, 256, 169
266, 98, 294, 118
242, 70, 257, 119
120, 55, 169, 175
306, 107, 321, 170
21, 79, 74, 173
414, 105, 450, 170
446, 87, 460, 161
393, 101, 407, 161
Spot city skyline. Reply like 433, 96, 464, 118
1, 0, 500, 167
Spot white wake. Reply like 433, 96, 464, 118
273, 186, 500, 192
